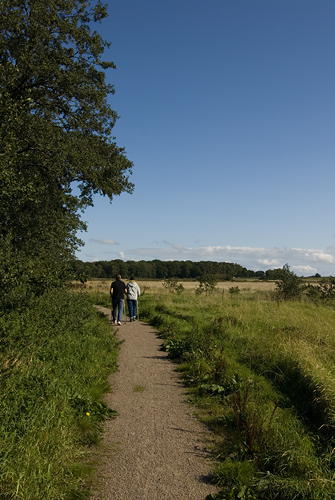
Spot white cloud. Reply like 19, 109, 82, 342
90, 238, 119, 245
292, 265, 317, 275
257, 259, 281, 267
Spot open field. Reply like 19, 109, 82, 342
73, 279, 278, 295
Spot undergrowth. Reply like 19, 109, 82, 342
0, 289, 119, 500
137, 290, 335, 499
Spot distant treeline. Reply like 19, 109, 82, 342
72, 259, 289, 281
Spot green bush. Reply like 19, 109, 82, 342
196, 273, 218, 295
306, 278, 335, 303
275, 264, 305, 301
162, 278, 185, 294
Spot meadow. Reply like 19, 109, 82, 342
91, 279, 335, 500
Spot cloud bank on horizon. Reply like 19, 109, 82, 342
77, 240, 335, 277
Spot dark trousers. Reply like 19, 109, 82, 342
112, 298, 124, 322
127, 299, 137, 318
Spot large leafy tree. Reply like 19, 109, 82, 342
0, 0, 133, 304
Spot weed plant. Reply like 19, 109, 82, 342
0, 289, 119, 500
136, 289, 335, 499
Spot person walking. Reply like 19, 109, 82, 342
110, 274, 127, 325
126, 277, 140, 321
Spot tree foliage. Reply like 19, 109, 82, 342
0, 0, 133, 306
72, 259, 265, 281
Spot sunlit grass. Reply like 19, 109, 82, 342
0, 289, 119, 500
135, 288, 335, 499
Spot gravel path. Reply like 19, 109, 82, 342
90, 307, 219, 500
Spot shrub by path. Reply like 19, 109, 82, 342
90, 307, 219, 500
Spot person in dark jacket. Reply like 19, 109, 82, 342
110, 274, 127, 325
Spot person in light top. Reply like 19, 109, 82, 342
126, 277, 140, 321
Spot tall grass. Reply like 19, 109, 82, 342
136, 288, 335, 499
0, 289, 119, 500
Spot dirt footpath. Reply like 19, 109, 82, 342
90, 307, 219, 500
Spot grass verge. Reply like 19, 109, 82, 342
0, 289, 119, 500
135, 289, 335, 500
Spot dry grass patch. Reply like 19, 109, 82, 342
73, 279, 277, 295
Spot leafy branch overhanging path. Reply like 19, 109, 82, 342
90, 307, 219, 500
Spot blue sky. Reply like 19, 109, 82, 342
75, 0, 335, 276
